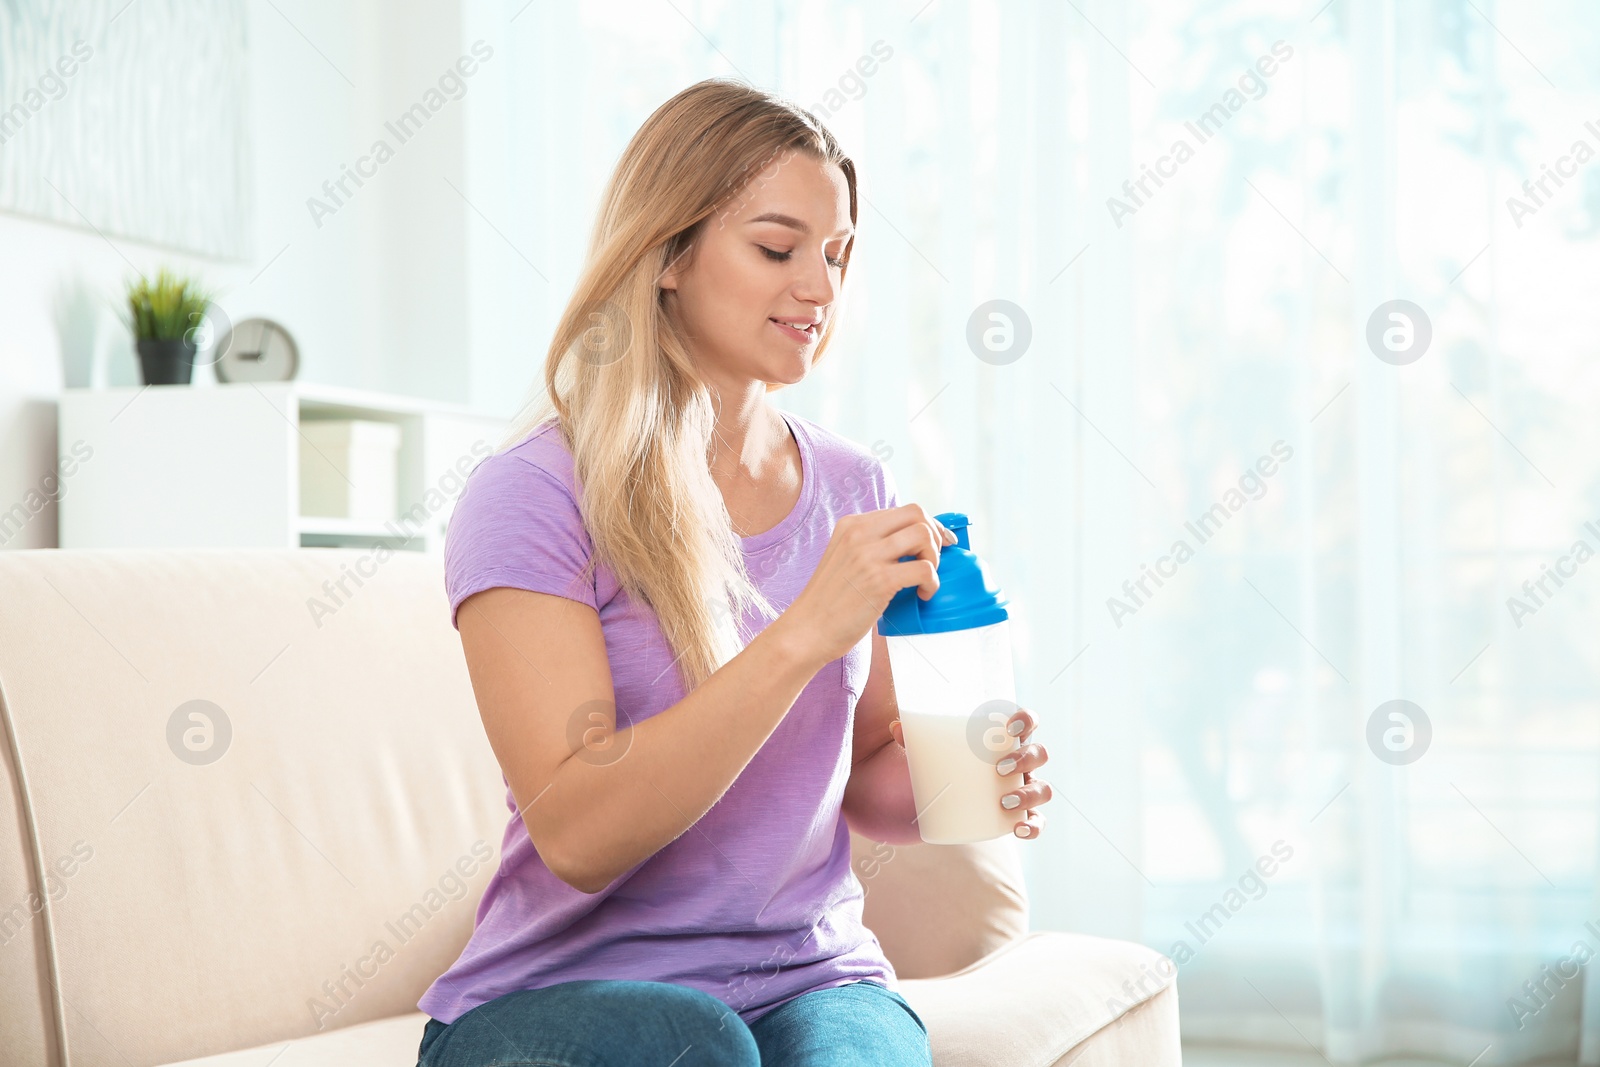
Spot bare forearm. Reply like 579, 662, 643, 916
843, 741, 923, 846
543, 619, 824, 892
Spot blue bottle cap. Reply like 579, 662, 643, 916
877, 512, 1010, 636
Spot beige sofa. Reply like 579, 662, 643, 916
0, 549, 1179, 1066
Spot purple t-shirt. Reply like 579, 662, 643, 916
418, 408, 903, 1026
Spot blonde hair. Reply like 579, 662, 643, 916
494, 78, 858, 692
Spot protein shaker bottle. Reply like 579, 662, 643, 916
878, 512, 1019, 844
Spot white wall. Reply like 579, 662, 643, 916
0, 0, 492, 550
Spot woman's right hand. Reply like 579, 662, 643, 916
777, 504, 956, 668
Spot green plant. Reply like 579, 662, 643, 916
124, 268, 211, 343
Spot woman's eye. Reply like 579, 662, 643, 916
760, 245, 847, 269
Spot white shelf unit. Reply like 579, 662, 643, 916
58, 382, 508, 553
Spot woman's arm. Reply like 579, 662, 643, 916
459, 584, 827, 894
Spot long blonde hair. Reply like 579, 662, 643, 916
495, 78, 858, 692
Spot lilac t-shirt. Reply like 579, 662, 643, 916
418, 408, 903, 1026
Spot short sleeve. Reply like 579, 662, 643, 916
877, 455, 901, 512
443, 451, 600, 630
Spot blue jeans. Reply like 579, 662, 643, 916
416, 978, 932, 1066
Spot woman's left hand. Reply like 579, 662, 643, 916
889, 705, 1053, 840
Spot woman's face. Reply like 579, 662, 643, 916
660, 150, 853, 389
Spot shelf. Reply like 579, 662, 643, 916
59, 382, 506, 552
296, 515, 409, 538
296, 515, 428, 552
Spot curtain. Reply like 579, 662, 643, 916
485, 1, 1600, 1060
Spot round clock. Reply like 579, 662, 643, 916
214, 318, 299, 382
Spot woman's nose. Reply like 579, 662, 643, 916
793, 253, 839, 306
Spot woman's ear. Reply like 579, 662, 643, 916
656, 225, 707, 292
657, 235, 697, 292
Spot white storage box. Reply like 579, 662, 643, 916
298, 419, 402, 521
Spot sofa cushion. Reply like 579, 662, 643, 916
156, 1011, 430, 1066
898, 931, 1179, 1067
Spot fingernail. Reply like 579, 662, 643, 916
996, 757, 1017, 775
1007, 719, 1025, 736
1015, 825, 1032, 838
1001, 794, 1021, 809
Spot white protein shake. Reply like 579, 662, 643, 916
900, 709, 1019, 844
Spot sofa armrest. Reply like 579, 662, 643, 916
896, 931, 1180, 1067
850, 831, 1029, 979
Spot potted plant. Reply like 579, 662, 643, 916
124, 268, 212, 386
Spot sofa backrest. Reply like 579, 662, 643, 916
0, 549, 1026, 1066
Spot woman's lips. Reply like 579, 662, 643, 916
771, 319, 817, 343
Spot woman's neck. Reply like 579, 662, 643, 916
707, 383, 782, 481
706, 388, 800, 538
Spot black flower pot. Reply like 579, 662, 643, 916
136, 337, 198, 385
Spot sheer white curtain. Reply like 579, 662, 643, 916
481, 1, 1600, 1060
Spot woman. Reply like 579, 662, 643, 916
416, 78, 1053, 1067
